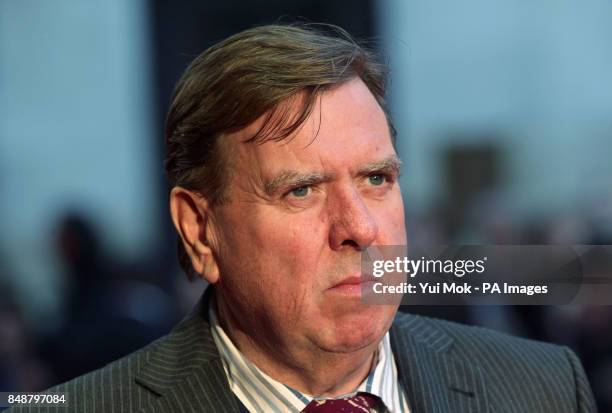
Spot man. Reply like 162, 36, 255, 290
11, 24, 595, 413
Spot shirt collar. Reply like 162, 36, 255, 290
209, 299, 408, 412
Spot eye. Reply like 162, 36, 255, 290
368, 174, 386, 186
289, 186, 310, 197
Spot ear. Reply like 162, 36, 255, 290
169, 187, 220, 284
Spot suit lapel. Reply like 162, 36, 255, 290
390, 313, 489, 413
135, 287, 241, 413
136, 361, 240, 413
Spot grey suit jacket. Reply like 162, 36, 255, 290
9, 289, 596, 413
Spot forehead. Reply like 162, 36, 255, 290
227, 78, 395, 180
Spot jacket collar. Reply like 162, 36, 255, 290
390, 312, 490, 413
135, 287, 241, 413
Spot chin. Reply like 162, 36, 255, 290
321, 306, 395, 353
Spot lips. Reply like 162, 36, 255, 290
329, 274, 376, 290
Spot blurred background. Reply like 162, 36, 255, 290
1, 0, 611, 410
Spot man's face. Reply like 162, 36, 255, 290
210, 77, 407, 357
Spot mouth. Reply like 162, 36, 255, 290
328, 275, 376, 295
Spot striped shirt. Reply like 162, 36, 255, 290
209, 303, 410, 412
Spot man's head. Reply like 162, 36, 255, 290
165, 24, 396, 277
167, 24, 406, 363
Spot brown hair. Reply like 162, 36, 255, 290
164, 23, 394, 278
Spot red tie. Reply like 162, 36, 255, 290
301, 392, 380, 413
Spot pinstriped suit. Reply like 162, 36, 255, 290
9, 288, 596, 413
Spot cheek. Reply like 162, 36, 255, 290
227, 209, 327, 281
377, 194, 407, 244
270, 218, 328, 279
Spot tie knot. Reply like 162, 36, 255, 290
301, 392, 380, 413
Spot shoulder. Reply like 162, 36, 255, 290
6, 337, 163, 413
392, 310, 573, 371
6, 290, 224, 413
6, 296, 221, 413
396, 310, 562, 349
391, 311, 597, 412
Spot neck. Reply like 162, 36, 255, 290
215, 294, 378, 397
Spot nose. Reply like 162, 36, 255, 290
328, 185, 379, 251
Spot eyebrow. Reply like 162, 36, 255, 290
357, 155, 402, 177
264, 171, 334, 196
263, 155, 402, 197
